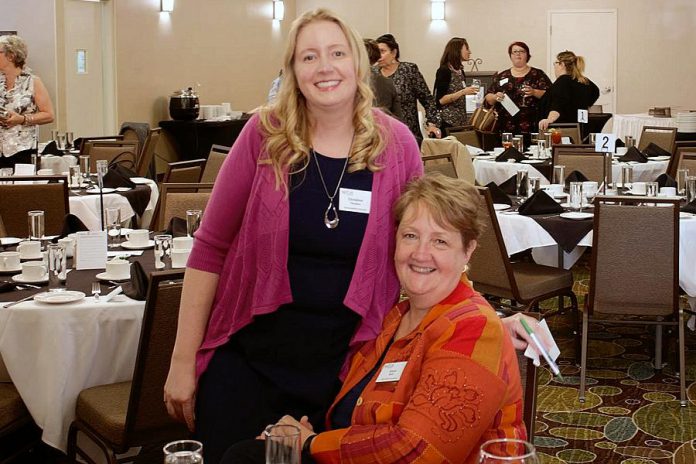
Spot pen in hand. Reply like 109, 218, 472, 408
520, 318, 564, 381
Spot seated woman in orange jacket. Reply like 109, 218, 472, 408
223, 173, 526, 464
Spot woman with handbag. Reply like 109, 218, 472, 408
433, 37, 480, 131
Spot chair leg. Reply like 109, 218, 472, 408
66, 422, 79, 463
654, 324, 664, 370
679, 309, 687, 407
579, 312, 589, 403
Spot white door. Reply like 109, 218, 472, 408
548, 10, 617, 114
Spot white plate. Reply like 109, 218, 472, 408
561, 202, 593, 208
612, 182, 632, 188
560, 212, 594, 220
681, 212, 696, 219
521, 159, 545, 164
34, 290, 86, 304
115, 187, 132, 192
493, 203, 511, 211
95, 271, 130, 282
12, 274, 49, 284
649, 156, 671, 161
129, 177, 151, 185
120, 240, 155, 250
85, 187, 116, 194
0, 237, 22, 246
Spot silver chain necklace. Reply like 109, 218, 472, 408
311, 147, 351, 229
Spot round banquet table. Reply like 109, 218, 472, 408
611, 113, 676, 142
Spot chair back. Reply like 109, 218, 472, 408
553, 150, 610, 184
468, 188, 518, 299
135, 128, 162, 178
549, 123, 582, 144
200, 144, 230, 184
159, 183, 214, 230
668, 141, 696, 176
84, 141, 139, 171
421, 137, 476, 184
77, 135, 124, 156
638, 126, 677, 154
587, 196, 679, 317
422, 154, 457, 179
551, 144, 595, 159
588, 104, 603, 113
163, 159, 206, 184
0, 176, 69, 237
446, 127, 481, 149
671, 150, 696, 178
124, 270, 188, 443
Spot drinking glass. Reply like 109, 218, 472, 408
56, 132, 67, 151
163, 440, 203, 464
51, 129, 59, 143
552, 165, 565, 185
186, 209, 202, 237
583, 181, 599, 206
569, 182, 584, 212
536, 140, 547, 159
104, 208, 122, 248
625, 135, 635, 148
265, 424, 301, 464
79, 155, 91, 181
646, 181, 659, 197
96, 159, 109, 189
528, 176, 541, 197
502, 133, 513, 149
686, 176, 696, 204
471, 78, 481, 92
544, 132, 553, 149
589, 133, 597, 144
69, 165, 81, 191
28, 210, 45, 241
677, 168, 689, 196
530, 132, 539, 144
513, 135, 524, 152
621, 165, 634, 188
31, 152, 39, 168
65, 131, 74, 150
479, 438, 539, 464
154, 234, 173, 269
515, 170, 528, 198
47, 243, 67, 292
0, 167, 12, 184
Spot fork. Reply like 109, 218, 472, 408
91, 281, 101, 301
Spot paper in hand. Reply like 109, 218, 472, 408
524, 319, 560, 367
499, 94, 520, 117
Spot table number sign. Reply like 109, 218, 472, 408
577, 109, 589, 123
594, 133, 617, 153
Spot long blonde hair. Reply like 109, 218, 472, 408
257, 8, 385, 190
557, 50, 588, 84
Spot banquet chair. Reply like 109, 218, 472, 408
134, 128, 162, 178
77, 135, 124, 155
468, 188, 578, 317
162, 159, 206, 184
84, 140, 139, 172
668, 141, 696, 177
553, 150, 611, 184
578, 196, 685, 406
200, 144, 230, 184
668, 149, 696, 178
588, 104, 603, 113
548, 123, 582, 144
444, 126, 481, 149
0, 176, 69, 237
477, 130, 501, 152
66, 270, 189, 464
585, 113, 613, 141
551, 144, 595, 159
421, 154, 457, 179
0, 383, 41, 463
421, 137, 476, 184
159, 182, 213, 230
637, 126, 677, 154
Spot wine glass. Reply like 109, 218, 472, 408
163, 440, 203, 464
518, 82, 529, 107
479, 438, 539, 464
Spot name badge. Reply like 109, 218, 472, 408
499, 77, 509, 86
375, 361, 407, 383
339, 188, 371, 214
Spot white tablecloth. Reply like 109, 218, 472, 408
611, 160, 669, 183
612, 113, 676, 142
0, 295, 145, 451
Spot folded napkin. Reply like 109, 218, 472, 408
518, 190, 564, 216
564, 170, 589, 188
682, 200, 696, 214
615, 138, 625, 148
619, 146, 648, 163
655, 173, 678, 189
164, 217, 189, 238
41, 140, 62, 156
102, 164, 137, 189
484, 182, 513, 205
0, 282, 17, 293
643, 142, 671, 158
72, 137, 84, 151
123, 261, 148, 301
59, 214, 89, 238
495, 147, 525, 162
498, 174, 526, 196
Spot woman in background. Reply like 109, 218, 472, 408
433, 37, 479, 131
363, 38, 402, 120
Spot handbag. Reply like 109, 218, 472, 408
469, 106, 498, 132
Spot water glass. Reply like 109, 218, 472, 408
569, 182, 584, 212
96, 159, 109, 189
502, 133, 513, 149
583, 181, 599, 205
536, 139, 548, 159
621, 165, 634, 188
513, 135, 524, 153
677, 168, 689, 196
65, 131, 74, 149
515, 170, 528, 197
69, 165, 82, 191
479, 438, 539, 464
471, 78, 481, 92
530, 132, 539, 144
0, 167, 12, 184
56, 132, 67, 150
265, 424, 301, 464
687, 176, 696, 204
528, 176, 541, 197
186, 209, 202, 237
589, 133, 597, 144
28, 210, 45, 241
47, 243, 67, 292
544, 131, 553, 148
625, 135, 635, 148
646, 181, 659, 197
552, 165, 565, 185
163, 440, 203, 464
104, 208, 122, 248
79, 155, 91, 178
154, 234, 173, 269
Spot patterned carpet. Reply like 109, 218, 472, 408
533, 255, 696, 464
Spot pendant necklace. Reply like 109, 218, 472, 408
312, 142, 352, 229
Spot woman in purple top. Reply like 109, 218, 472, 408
163, 8, 423, 464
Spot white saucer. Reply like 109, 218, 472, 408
12, 274, 49, 284
34, 290, 86, 304
95, 271, 130, 282
120, 240, 155, 250
0, 237, 22, 246
560, 212, 594, 220
19, 254, 44, 261
129, 177, 151, 185
85, 187, 116, 194
493, 203, 511, 211
0, 265, 22, 275
650, 156, 671, 161
521, 159, 545, 164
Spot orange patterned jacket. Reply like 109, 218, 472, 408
310, 276, 526, 464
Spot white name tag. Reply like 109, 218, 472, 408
577, 109, 588, 123
499, 77, 509, 86
594, 133, 617, 153
375, 361, 407, 383
339, 188, 371, 214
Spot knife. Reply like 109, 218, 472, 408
3, 294, 36, 308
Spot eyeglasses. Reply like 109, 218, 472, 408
511, 50, 527, 55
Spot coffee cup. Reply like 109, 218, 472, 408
660, 187, 677, 196
172, 236, 193, 251
0, 252, 20, 271
542, 183, 564, 196
17, 241, 41, 259
630, 182, 647, 195
171, 249, 190, 269
616, 147, 628, 156
105, 258, 130, 280
37, 168, 54, 176
126, 229, 150, 247
58, 237, 75, 258
604, 188, 619, 196
21, 261, 47, 280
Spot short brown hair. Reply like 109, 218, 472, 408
508, 41, 531, 61
363, 39, 380, 65
439, 37, 469, 70
394, 173, 482, 247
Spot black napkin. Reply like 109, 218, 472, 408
41, 140, 62, 156
164, 217, 189, 238
0, 282, 17, 293
484, 182, 513, 205
682, 200, 696, 214
643, 142, 671, 158
518, 190, 564, 216
102, 164, 137, 189
495, 147, 525, 162
123, 261, 148, 301
655, 173, 678, 189
59, 214, 89, 238
73, 137, 84, 151
615, 138, 625, 148
499, 174, 526, 196
564, 170, 589, 188
619, 146, 648, 163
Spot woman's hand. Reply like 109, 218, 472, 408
462, 86, 479, 96
0, 110, 23, 128
163, 357, 197, 432
276, 415, 317, 448
538, 118, 551, 132
426, 123, 441, 139
502, 313, 554, 352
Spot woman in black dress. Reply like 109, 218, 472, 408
433, 37, 480, 130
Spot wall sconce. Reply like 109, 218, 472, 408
160, 0, 174, 13
431, 1, 445, 21
273, 1, 285, 20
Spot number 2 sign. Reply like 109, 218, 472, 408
594, 133, 616, 153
